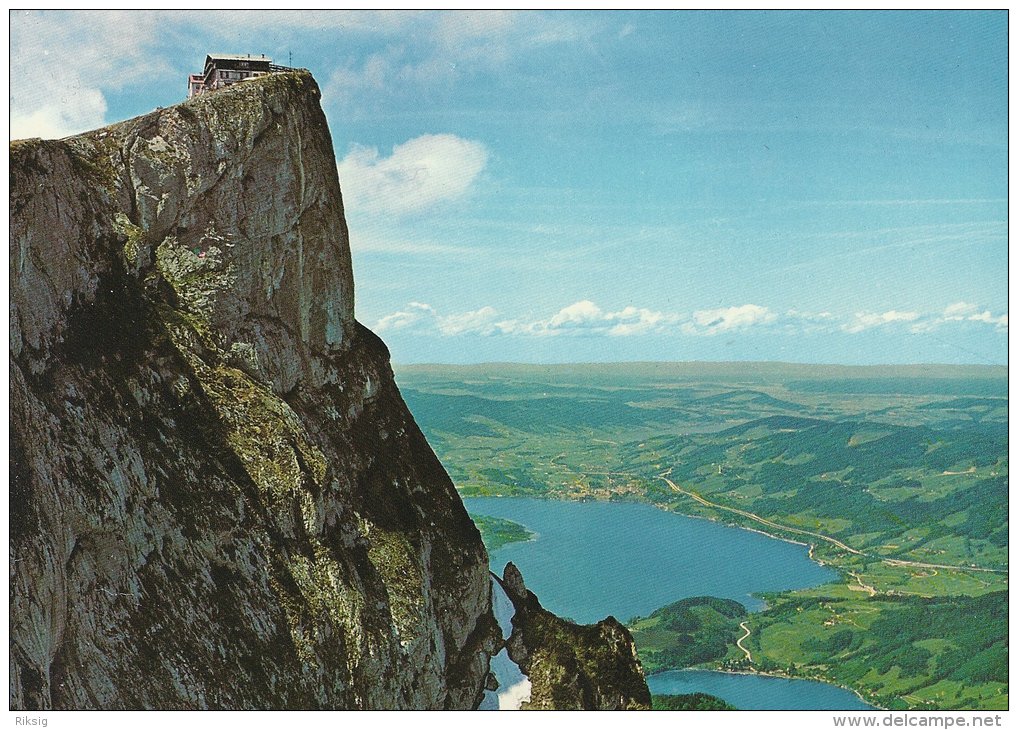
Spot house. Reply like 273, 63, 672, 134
187, 54, 286, 98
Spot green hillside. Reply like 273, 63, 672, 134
628, 596, 748, 673
746, 590, 1007, 710
397, 362, 1008, 710
469, 513, 534, 552
652, 693, 737, 710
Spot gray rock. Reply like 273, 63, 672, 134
496, 567, 651, 710
485, 672, 500, 692
10, 72, 498, 710
502, 561, 528, 603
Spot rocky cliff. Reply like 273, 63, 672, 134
498, 564, 651, 710
10, 70, 650, 711
10, 71, 499, 710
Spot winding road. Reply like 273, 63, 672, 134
736, 622, 753, 662
659, 474, 1008, 576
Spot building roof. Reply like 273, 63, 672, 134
206, 53, 273, 63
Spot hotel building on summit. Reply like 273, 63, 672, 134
187, 54, 289, 98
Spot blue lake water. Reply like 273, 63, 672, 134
648, 670, 873, 711
464, 497, 874, 711
464, 497, 837, 622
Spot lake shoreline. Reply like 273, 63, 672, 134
462, 490, 838, 570
648, 667, 885, 711
464, 495, 838, 623
465, 493, 882, 710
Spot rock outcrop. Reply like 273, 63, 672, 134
10, 71, 499, 710
498, 563, 652, 710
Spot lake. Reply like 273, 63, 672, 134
648, 670, 873, 711
463, 496, 874, 711
463, 496, 837, 622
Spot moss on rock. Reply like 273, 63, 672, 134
11, 69, 494, 710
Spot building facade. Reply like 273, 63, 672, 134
188, 54, 285, 98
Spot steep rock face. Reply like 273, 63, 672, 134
498, 563, 651, 710
10, 71, 498, 710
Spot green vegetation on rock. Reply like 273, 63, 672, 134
10, 70, 496, 710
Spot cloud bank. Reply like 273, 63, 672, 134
374, 299, 1008, 339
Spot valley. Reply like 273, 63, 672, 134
396, 362, 1008, 710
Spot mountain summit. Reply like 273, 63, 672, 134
10, 70, 648, 710
10, 70, 496, 709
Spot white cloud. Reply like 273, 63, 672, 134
942, 301, 980, 320
786, 309, 834, 322
838, 304, 1009, 334
184, 10, 419, 34
606, 306, 675, 336
843, 310, 920, 334
374, 299, 681, 338
10, 10, 595, 140
781, 309, 837, 334
534, 300, 680, 337
7, 9, 427, 138
964, 310, 1008, 328
940, 302, 1007, 329
437, 306, 503, 336
322, 11, 601, 108
547, 300, 604, 329
684, 304, 777, 336
374, 300, 1009, 340
338, 134, 489, 216
10, 10, 167, 139
10, 88, 109, 141
429, 11, 598, 66
374, 303, 509, 337
374, 302, 436, 332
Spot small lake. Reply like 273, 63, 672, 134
648, 670, 873, 711
463, 497, 837, 622
464, 497, 873, 711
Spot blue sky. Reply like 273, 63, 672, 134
10, 10, 1008, 365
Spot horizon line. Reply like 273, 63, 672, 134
391, 359, 1008, 371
